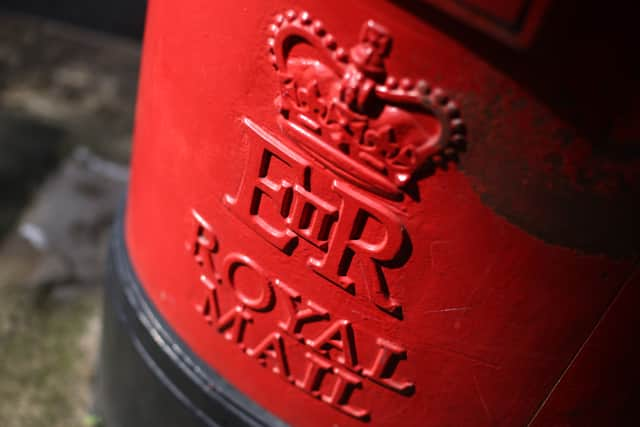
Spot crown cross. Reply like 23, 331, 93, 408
268, 10, 466, 199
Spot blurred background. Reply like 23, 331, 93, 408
0, 2, 145, 426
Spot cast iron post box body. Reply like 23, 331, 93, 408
101, 1, 640, 426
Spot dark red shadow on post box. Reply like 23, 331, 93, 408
100, 1, 640, 426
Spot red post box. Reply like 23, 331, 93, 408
100, 1, 639, 426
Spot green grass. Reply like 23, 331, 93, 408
0, 279, 101, 427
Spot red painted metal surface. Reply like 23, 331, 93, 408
529, 270, 640, 426
125, 1, 639, 425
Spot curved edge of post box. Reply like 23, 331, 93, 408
99, 205, 289, 427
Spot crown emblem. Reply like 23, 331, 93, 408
268, 10, 466, 199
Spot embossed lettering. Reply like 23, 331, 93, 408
362, 338, 415, 395
287, 184, 338, 250
308, 179, 404, 316
195, 275, 221, 324
217, 305, 252, 347
223, 253, 275, 312
295, 351, 333, 395
275, 279, 329, 340
227, 119, 407, 317
294, 352, 369, 420
188, 209, 220, 281
224, 117, 309, 253
179, 8, 473, 419
307, 319, 359, 370
247, 332, 289, 377
323, 367, 369, 420
187, 208, 416, 420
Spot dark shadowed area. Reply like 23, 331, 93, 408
0, 0, 146, 38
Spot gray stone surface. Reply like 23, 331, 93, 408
0, 12, 140, 427
0, 149, 127, 427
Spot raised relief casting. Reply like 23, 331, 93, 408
225, 12, 465, 319
268, 10, 465, 198
190, 10, 466, 421
224, 118, 408, 318
187, 211, 415, 421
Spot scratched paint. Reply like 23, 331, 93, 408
123, 0, 639, 426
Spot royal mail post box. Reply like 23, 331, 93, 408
100, 1, 639, 426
